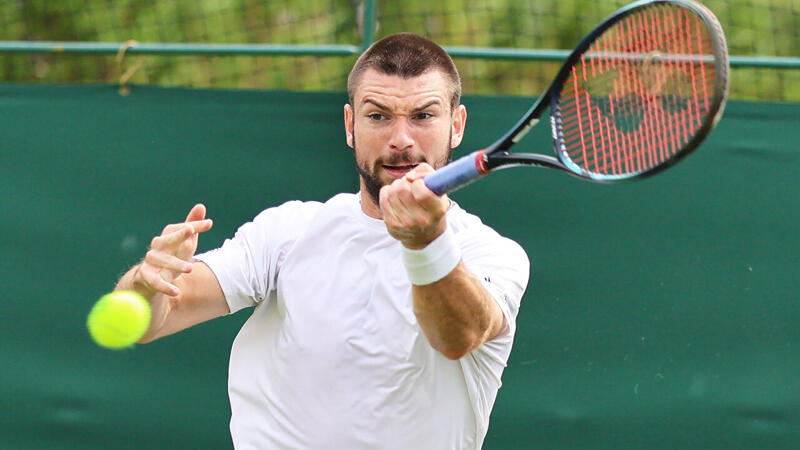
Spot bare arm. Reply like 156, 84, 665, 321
115, 204, 229, 343
411, 262, 504, 359
380, 165, 505, 360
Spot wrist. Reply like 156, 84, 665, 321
401, 226, 461, 285
400, 220, 448, 250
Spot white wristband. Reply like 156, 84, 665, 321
402, 226, 461, 286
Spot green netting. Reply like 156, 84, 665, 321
0, 0, 798, 101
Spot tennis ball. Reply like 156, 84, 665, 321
87, 290, 151, 349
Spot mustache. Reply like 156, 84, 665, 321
376, 153, 427, 167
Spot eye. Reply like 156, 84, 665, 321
367, 112, 386, 121
414, 112, 434, 120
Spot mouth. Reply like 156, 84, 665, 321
382, 163, 420, 179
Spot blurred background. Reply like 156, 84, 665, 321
1, 0, 798, 100
1, 1, 798, 449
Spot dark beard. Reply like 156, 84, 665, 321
353, 133, 452, 206
355, 159, 386, 209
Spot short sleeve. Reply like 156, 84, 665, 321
458, 228, 530, 339
194, 200, 321, 314
454, 222, 530, 441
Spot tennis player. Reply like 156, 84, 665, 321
115, 33, 529, 449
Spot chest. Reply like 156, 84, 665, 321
274, 219, 421, 358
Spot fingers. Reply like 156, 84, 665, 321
403, 163, 435, 181
380, 169, 448, 249
410, 177, 447, 212
141, 248, 194, 296
379, 185, 403, 225
145, 248, 193, 273
165, 218, 213, 235
156, 219, 213, 247
152, 225, 195, 251
188, 218, 214, 234
381, 178, 422, 226
134, 205, 213, 297
382, 178, 446, 225
396, 166, 448, 217
403, 164, 447, 210
136, 263, 181, 297
139, 233, 194, 296
179, 204, 213, 235
185, 203, 207, 223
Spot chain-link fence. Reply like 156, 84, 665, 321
1, 0, 798, 100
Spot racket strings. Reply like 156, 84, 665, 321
557, 3, 718, 176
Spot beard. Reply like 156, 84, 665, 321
353, 132, 452, 207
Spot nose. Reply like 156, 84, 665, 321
388, 117, 414, 152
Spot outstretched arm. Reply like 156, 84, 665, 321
115, 204, 229, 343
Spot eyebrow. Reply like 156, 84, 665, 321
362, 99, 389, 111
411, 100, 442, 112
361, 98, 443, 112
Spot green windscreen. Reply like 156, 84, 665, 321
1, 84, 798, 449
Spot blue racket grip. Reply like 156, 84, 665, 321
424, 150, 489, 195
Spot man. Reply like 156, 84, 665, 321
115, 33, 529, 449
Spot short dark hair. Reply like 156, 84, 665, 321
347, 33, 462, 110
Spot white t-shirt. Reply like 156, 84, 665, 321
195, 193, 529, 450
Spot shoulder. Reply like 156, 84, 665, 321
246, 193, 359, 236
446, 201, 530, 271
447, 202, 526, 249
252, 198, 325, 225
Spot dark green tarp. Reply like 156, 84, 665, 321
1, 84, 798, 449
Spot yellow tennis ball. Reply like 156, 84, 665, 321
87, 291, 151, 349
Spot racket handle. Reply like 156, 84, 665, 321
424, 150, 489, 195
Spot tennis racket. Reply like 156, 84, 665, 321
425, 0, 729, 195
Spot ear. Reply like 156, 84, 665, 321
450, 104, 467, 149
344, 104, 355, 149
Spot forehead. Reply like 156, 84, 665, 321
353, 68, 450, 108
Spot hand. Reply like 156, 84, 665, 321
133, 204, 213, 297
379, 163, 449, 250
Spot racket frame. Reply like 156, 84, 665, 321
424, 0, 729, 195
